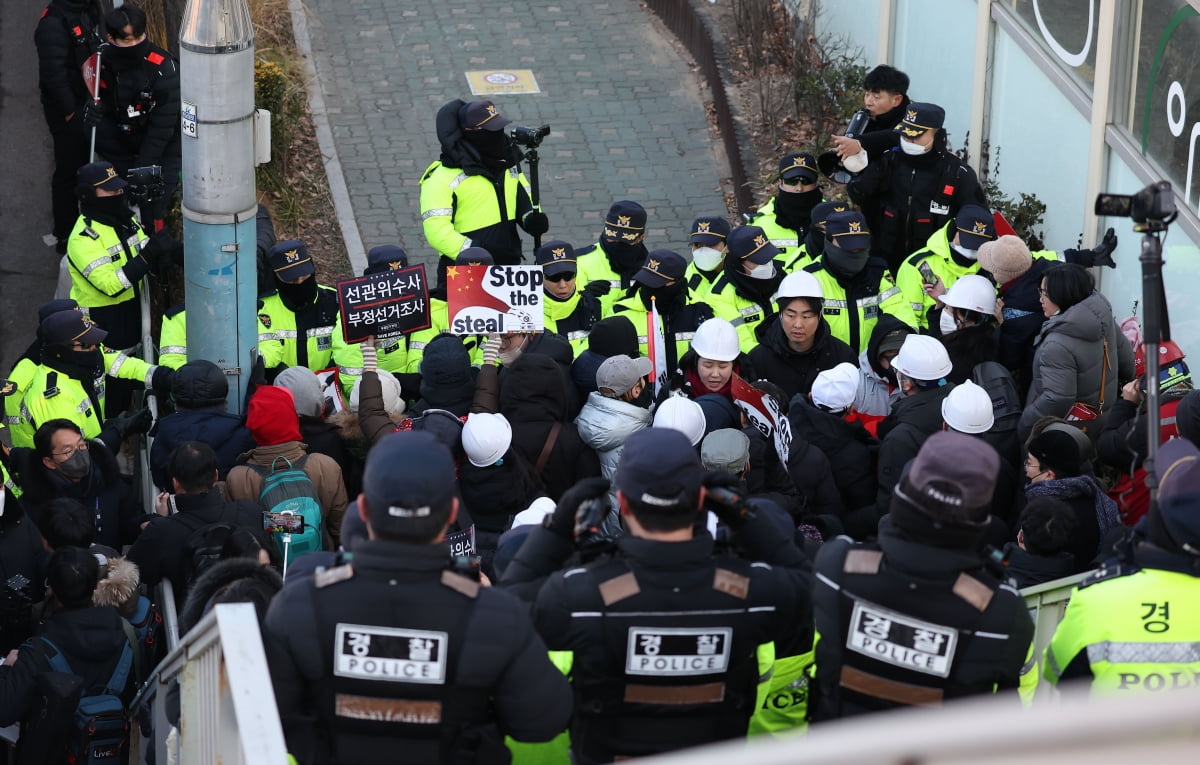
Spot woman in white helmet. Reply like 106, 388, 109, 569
674, 317, 755, 401
937, 273, 1000, 383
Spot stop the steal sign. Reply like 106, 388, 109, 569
625, 626, 732, 676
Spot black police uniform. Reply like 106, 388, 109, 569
262, 539, 573, 765
92, 39, 182, 221
34, 0, 101, 242
811, 519, 1032, 720
506, 517, 812, 763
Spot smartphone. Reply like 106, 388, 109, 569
264, 512, 306, 534
918, 260, 937, 287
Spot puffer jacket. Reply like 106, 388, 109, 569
875, 384, 956, 515
1018, 291, 1135, 441
574, 391, 652, 531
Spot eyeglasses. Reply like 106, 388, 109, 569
780, 176, 812, 186
545, 272, 576, 283
53, 441, 89, 459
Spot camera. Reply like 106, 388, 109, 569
510, 124, 551, 149
125, 164, 165, 204
1095, 180, 1176, 226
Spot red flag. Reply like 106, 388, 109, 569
446, 265, 511, 314
992, 210, 1017, 238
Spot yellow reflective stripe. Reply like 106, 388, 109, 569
566, 330, 590, 341
160, 345, 187, 355
911, 302, 925, 312
274, 330, 299, 339
306, 327, 334, 339
109, 354, 128, 376
448, 172, 469, 191
4, 415, 20, 425
340, 366, 364, 376
1086, 641, 1200, 665
824, 298, 848, 308
409, 341, 428, 351
421, 208, 453, 220
76, 398, 93, 415
769, 238, 799, 247
143, 365, 158, 387
115, 268, 133, 290
674, 332, 695, 341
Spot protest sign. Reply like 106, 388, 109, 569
447, 265, 544, 334
731, 374, 792, 463
336, 265, 430, 344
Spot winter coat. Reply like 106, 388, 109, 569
150, 407, 256, 489
941, 323, 999, 385
1024, 475, 1120, 573
995, 257, 1055, 399
1002, 543, 1076, 590
494, 354, 601, 500
178, 557, 283, 637
876, 385, 956, 514
575, 391, 653, 530
224, 441, 348, 547
0, 494, 49, 652
299, 414, 360, 498
788, 398, 879, 539
10, 440, 144, 550
744, 426, 804, 518
748, 315, 858, 402
1019, 291, 1135, 441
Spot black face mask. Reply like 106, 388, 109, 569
464, 130, 514, 171
823, 242, 870, 280
775, 186, 823, 231
277, 278, 318, 311
602, 240, 648, 277
641, 281, 685, 309
804, 226, 826, 258
631, 384, 655, 409
71, 348, 103, 371
107, 39, 151, 63
81, 194, 134, 225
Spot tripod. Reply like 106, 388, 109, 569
1136, 220, 1172, 506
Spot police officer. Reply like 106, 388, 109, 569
683, 215, 731, 301
609, 250, 715, 374
16, 311, 151, 451
262, 431, 573, 763
575, 200, 651, 305
535, 240, 602, 357
84, 4, 181, 225
779, 200, 848, 272
802, 210, 916, 353
257, 240, 341, 374
1045, 436, 1200, 693
811, 431, 1034, 719
157, 303, 281, 371
501, 428, 812, 762
705, 225, 788, 354
34, 0, 101, 251
750, 152, 824, 263
895, 204, 996, 331
848, 102, 986, 274
420, 99, 547, 287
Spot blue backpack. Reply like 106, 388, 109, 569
38, 634, 134, 764
252, 455, 324, 566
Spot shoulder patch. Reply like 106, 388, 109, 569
440, 569, 480, 598
713, 568, 749, 599
164, 303, 186, 318
952, 572, 995, 611
82, 226, 100, 240
420, 161, 442, 183
315, 564, 354, 589
0, 379, 16, 397
1078, 562, 1138, 589
803, 261, 822, 274
258, 313, 272, 329
905, 249, 935, 267
598, 571, 640, 605
575, 243, 598, 257
843, 549, 883, 575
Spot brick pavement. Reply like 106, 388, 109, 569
297, 0, 730, 271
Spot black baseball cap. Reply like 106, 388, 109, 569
616, 428, 704, 511
77, 161, 127, 192
534, 240, 577, 278
362, 432, 458, 536
896, 102, 946, 137
634, 250, 687, 287
824, 211, 871, 251
459, 100, 512, 132
42, 311, 108, 348
954, 205, 996, 250
268, 240, 316, 281
364, 245, 409, 276
688, 216, 731, 246
727, 225, 779, 265
778, 152, 819, 184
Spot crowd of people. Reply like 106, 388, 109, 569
8, 5, 1200, 761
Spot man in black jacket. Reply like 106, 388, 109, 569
502, 428, 813, 762
263, 431, 572, 764
812, 431, 1033, 720
34, 0, 102, 250
848, 102, 985, 274
0, 547, 139, 761
127, 441, 271, 603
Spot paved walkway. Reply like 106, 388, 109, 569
296, 0, 730, 272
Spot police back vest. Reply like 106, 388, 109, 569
257, 287, 340, 371
308, 564, 497, 764
804, 260, 910, 353
817, 538, 1021, 716
558, 556, 766, 761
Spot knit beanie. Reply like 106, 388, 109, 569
587, 316, 640, 358
419, 335, 476, 405
350, 372, 406, 418
246, 386, 303, 446
977, 235, 1032, 286
274, 366, 324, 418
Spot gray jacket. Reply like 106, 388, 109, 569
1018, 291, 1134, 441
574, 392, 653, 536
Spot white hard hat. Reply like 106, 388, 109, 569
512, 496, 557, 527
462, 412, 513, 467
350, 372, 407, 418
691, 318, 740, 362
652, 396, 707, 446
892, 334, 952, 381
941, 274, 998, 315
941, 379, 995, 434
811, 362, 860, 412
773, 271, 824, 302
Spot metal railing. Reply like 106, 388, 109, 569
131, 602, 288, 764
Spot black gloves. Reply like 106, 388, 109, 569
1065, 227, 1118, 269
701, 472, 756, 530
521, 210, 550, 237
107, 407, 154, 441
82, 100, 103, 127
122, 254, 152, 285
143, 231, 183, 266
150, 365, 174, 395
584, 280, 612, 298
545, 477, 611, 541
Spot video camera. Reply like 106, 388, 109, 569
1095, 181, 1176, 228
125, 165, 165, 204
510, 124, 551, 149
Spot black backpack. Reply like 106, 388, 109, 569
971, 361, 1021, 432
182, 519, 238, 586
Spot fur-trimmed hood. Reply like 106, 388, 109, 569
93, 556, 142, 618
178, 558, 283, 636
